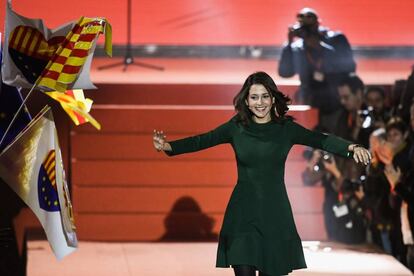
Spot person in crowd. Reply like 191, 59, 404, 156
364, 128, 396, 255
364, 85, 392, 128
302, 147, 343, 240
384, 115, 414, 271
278, 7, 356, 133
395, 66, 414, 123
385, 118, 411, 263
338, 75, 375, 147
333, 178, 367, 244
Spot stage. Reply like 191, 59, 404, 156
89, 57, 414, 85
27, 241, 412, 276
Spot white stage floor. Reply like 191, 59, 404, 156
27, 241, 412, 276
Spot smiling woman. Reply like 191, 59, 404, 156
152, 71, 371, 276
246, 84, 274, 123
233, 72, 291, 126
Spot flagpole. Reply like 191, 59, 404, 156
0, 79, 40, 149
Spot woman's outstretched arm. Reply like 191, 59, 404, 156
152, 119, 234, 156
288, 120, 371, 165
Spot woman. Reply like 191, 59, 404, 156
153, 72, 371, 276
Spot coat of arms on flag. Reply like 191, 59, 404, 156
38, 150, 61, 212
0, 107, 77, 259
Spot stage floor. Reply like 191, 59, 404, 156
27, 241, 412, 276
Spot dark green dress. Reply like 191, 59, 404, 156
166, 116, 352, 276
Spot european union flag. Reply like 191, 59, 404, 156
0, 44, 32, 152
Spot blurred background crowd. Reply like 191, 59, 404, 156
280, 7, 414, 273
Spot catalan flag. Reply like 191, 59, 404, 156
2, 1, 112, 91
38, 16, 112, 92
0, 107, 77, 259
45, 89, 101, 130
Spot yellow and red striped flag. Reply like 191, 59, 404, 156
37, 16, 112, 92
2, 2, 111, 90
45, 89, 101, 130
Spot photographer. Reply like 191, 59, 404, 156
278, 7, 356, 133
338, 75, 377, 147
364, 85, 391, 129
302, 147, 347, 241
334, 178, 367, 244
303, 146, 368, 243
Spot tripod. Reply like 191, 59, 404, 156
98, 0, 164, 71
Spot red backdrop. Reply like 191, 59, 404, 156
0, 0, 413, 46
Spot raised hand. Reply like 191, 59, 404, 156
153, 130, 166, 152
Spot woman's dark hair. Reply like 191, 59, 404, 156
385, 116, 407, 134
233, 71, 291, 125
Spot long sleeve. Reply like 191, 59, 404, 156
278, 45, 296, 78
323, 34, 356, 74
165, 120, 233, 156
287, 120, 352, 158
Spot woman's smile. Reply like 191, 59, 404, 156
246, 84, 274, 123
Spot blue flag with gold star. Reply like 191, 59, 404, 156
0, 37, 32, 152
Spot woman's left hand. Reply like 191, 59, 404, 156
349, 144, 371, 166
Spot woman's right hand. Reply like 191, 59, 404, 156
153, 130, 166, 151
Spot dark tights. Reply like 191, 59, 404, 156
233, 265, 273, 276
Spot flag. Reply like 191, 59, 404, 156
37, 16, 112, 92
0, 107, 78, 259
0, 32, 32, 153
2, 1, 112, 91
45, 89, 101, 129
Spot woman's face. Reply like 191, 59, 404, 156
386, 128, 405, 149
245, 84, 274, 122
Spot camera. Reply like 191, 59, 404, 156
341, 179, 362, 194
291, 23, 308, 38
316, 152, 333, 171
341, 175, 367, 195
303, 148, 333, 172
357, 106, 375, 129
291, 23, 319, 39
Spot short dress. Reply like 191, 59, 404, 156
166, 116, 352, 276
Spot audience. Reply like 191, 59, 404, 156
302, 68, 414, 272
